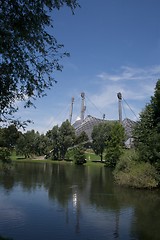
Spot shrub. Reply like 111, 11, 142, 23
114, 150, 159, 189
65, 149, 74, 161
0, 147, 11, 164
73, 147, 86, 165
105, 145, 123, 168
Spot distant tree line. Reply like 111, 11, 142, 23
0, 120, 89, 164
0, 118, 124, 166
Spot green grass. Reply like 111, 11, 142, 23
10, 150, 105, 166
85, 150, 101, 161
12, 157, 105, 167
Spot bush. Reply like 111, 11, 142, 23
114, 150, 159, 189
105, 146, 123, 168
73, 147, 86, 165
65, 149, 74, 161
0, 147, 11, 164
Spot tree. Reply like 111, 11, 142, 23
16, 129, 49, 158
73, 146, 86, 165
16, 130, 37, 158
59, 120, 75, 159
0, 147, 11, 164
0, 125, 19, 165
32, 132, 49, 156
0, 124, 20, 166
0, 0, 79, 125
151, 80, 160, 126
134, 79, 160, 169
46, 125, 60, 160
0, 125, 20, 149
91, 122, 113, 161
75, 131, 89, 145
105, 122, 125, 168
45, 121, 76, 160
134, 104, 155, 163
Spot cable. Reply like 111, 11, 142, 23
122, 101, 127, 119
85, 95, 104, 118
122, 97, 138, 120
42, 102, 71, 133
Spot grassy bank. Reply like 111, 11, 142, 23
11, 150, 104, 167
12, 158, 105, 167
11, 149, 104, 166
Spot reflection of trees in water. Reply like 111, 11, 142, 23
1, 163, 160, 239
0, 163, 52, 193
89, 167, 115, 207
89, 167, 121, 238
0, 173, 15, 191
0, 235, 13, 240
48, 164, 72, 206
129, 190, 160, 240
88, 167, 160, 240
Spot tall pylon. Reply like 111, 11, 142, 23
80, 92, 86, 121
69, 97, 74, 124
117, 92, 122, 123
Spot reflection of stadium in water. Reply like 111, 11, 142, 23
71, 185, 81, 233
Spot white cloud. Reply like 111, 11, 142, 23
87, 65, 160, 120
97, 65, 160, 83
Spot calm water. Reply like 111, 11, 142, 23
0, 162, 160, 240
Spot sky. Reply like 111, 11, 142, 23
16, 0, 160, 133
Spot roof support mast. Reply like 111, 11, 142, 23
69, 97, 74, 124
80, 92, 86, 121
117, 92, 122, 123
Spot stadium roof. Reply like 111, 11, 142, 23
73, 115, 135, 141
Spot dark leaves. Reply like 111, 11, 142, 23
0, 0, 79, 125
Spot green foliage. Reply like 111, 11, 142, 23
92, 122, 113, 161
65, 149, 74, 161
46, 125, 60, 159
65, 148, 101, 162
114, 82, 160, 189
151, 80, 160, 126
35, 134, 50, 156
0, 125, 19, 165
58, 120, 76, 159
16, 131, 33, 158
73, 146, 86, 165
0, 147, 11, 164
114, 150, 159, 189
16, 130, 48, 158
75, 131, 89, 145
46, 120, 76, 160
105, 122, 125, 168
0, 125, 20, 149
0, 0, 79, 125
134, 80, 160, 169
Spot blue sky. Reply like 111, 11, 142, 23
17, 0, 160, 133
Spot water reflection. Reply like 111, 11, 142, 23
0, 162, 160, 240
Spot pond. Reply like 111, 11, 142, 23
0, 162, 160, 240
